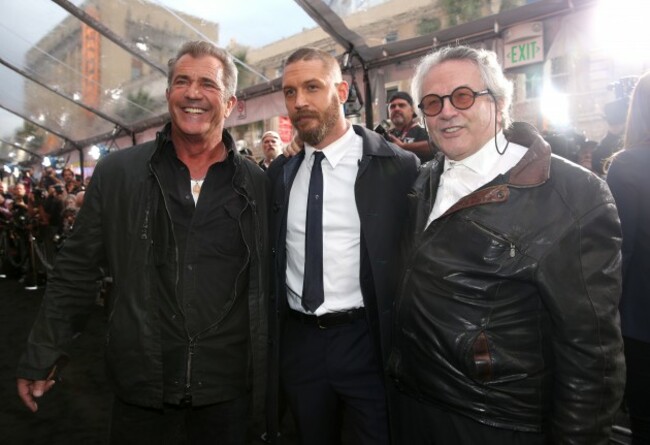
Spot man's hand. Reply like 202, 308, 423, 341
283, 136, 304, 158
17, 377, 56, 412
387, 133, 405, 147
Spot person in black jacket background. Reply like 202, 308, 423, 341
16, 41, 269, 445
607, 71, 650, 444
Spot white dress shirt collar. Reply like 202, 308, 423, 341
443, 131, 509, 176
427, 131, 526, 225
304, 123, 355, 169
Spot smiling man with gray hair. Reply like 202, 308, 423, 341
17, 40, 269, 444
388, 45, 625, 444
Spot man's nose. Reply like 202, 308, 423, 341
438, 97, 458, 117
184, 82, 202, 98
293, 90, 309, 108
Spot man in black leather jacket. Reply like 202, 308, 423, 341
16, 41, 269, 444
388, 45, 625, 444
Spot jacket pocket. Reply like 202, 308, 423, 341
468, 220, 517, 261
470, 331, 493, 382
465, 330, 530, 385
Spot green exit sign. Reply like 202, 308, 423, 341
503, 22, 544, 69
505, 37, 543, 68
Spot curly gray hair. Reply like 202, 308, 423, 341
411, 45, 513, 128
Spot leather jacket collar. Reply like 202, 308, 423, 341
439, 122, 552, 218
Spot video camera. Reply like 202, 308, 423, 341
374, 123, 392, 141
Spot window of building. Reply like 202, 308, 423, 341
550, 56, 569, 92
509, 64, 543, 102
385, 86, 398, 101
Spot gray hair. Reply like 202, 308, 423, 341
167, 41, 238, 99
411, 45, 513, 128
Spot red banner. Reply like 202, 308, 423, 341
278, 115, 293, 144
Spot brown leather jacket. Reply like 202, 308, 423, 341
389, 122, 625, 443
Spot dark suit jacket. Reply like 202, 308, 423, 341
265, 124, 418, 439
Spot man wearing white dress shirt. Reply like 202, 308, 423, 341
388, 45, 625, 444
265, 47, 418, 445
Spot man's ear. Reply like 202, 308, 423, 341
223, 96, 237, 118
495, 98, 504, 127
337, 81, 349, 104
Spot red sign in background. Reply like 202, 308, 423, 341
278, 115, 293, 144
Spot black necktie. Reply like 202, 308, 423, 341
302, 151, 325, 313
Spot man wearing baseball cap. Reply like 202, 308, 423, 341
387, 91, 434, 161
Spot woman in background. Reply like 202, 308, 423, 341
607, 72, 650, 444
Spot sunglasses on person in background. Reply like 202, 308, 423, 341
418, 87, 491, 117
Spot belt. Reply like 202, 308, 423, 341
288, 308, 365, 329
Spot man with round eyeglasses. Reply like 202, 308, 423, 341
418, 86, 490, 117
388, 45, 625, 444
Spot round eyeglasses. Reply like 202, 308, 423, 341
418, 87, 491, 117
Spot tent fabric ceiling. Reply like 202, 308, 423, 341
0, 0, 580, 166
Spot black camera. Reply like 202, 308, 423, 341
53, 184, 64, 194
374, 124, 392, 141
33, 188, 45, 199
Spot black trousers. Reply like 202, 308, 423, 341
280, 313, 388, 445
624, 336, 650, 445
393, 389, 545, 445
109, 395, 249, 445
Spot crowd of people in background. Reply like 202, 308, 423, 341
0, 127, 281, 293
0, 166, 87, 288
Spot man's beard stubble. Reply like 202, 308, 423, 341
291, 95, 341, 147
391, 112, 406, 128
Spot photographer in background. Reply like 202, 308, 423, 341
61, 167, 81, 195
27, 184, 67, 281
10, 182, 31, 226
385, 91, 433, 162
10, 183, 41, 289
593, 77, 638, 177
41, 184, 66, 235
592, 99, 627, 177
38, 166, 60, 191
0, 182, 11, 220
